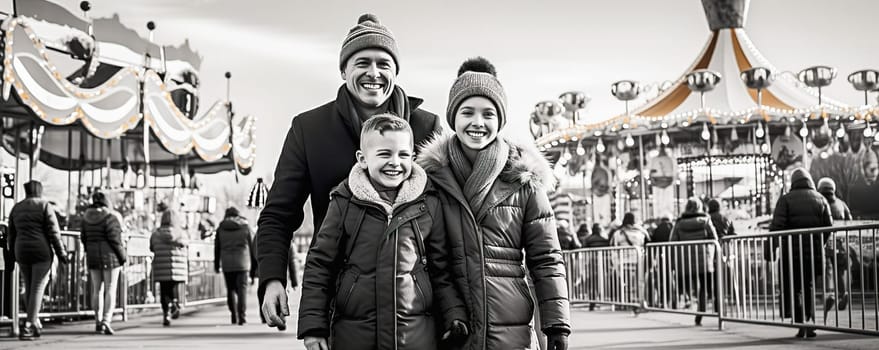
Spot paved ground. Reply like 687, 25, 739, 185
1, 289, 877, 350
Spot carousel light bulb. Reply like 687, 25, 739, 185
700, 123, 711, 141
660, 129, 670, 145
617, 138, 626, 151
563, 148, 573, 160
806, 141, 814, 150
625, 134, 635, 147
864, 123, 874, 138
799, 124, 809, 138
755, 122, 765, 138
836, 125, 846, 138
596, 138, 606, 153
576, 142, 586, 156
760, 142, 770, 154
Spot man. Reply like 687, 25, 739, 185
257, 13, 440, 330
764, 168, 832, 339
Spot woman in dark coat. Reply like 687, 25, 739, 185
418, 57, 570, 350
214, 207, 256, 325
669, 198, 718, 326
9, 181, 68, 339
81, 191, 126, 335
150, 209, 188, 326
765, 168, 833, 338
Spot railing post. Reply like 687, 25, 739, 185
715, 241, 724, 331
11, 264, 19, 336
638, 247, 646, 311
121, 265, 129, 322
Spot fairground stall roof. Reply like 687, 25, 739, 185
535, 0, 878, 148
0, 0, 255, 176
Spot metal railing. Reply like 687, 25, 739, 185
565, 246, 644, 309
563, 222, 879, 336
1, 231, 225, 336
643, 240, 724, 330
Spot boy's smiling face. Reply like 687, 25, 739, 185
356, 129, 413, 189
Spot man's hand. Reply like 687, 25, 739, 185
261, 280, 289, 331
303, 337, 328, 350
546, 333, 568, 350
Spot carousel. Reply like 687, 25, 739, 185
0, 0, 256, 331
533, 0, 879, 227
0, 0, 256, 236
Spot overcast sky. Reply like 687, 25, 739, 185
38, 0, 879, 180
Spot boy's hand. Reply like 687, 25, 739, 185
261, 280, 289, 331
303, 337, 328, 350
441, 319, 469, 344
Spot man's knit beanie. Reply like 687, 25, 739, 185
446, 57, 507, 130
339, 13, 399, 73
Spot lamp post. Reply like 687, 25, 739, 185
559, 91, 590, 125
686, 69, 722, 110
686, 69, 722, 198
798, 65, 836, 105
611, 80, 640, 116
848, 69, 879, 106
741, 66, 773, 107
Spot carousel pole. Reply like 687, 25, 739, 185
99, 138, 105, 188
638, 135, 647, 220
226, 71, 240, 183
67, 129, 73, 229
28, 121, 33, 181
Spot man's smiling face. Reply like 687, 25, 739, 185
342, 49, 397, 107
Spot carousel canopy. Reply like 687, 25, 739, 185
0, 1, 255, 175
536, 0, 875, 147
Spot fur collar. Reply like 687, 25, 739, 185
417, 132, 556, 189
346, 162, 428, 215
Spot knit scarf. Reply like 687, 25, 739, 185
448, 137, 509, 216
336, 85, 411, 141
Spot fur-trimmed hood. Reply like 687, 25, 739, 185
416, 132, 556, 190
334, 162, 429, 215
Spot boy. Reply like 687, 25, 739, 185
297, 114, 467, 350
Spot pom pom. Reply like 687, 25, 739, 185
358, 13, 380, 24
457, 57, 496, 77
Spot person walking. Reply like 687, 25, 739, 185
764, 168, 833, 338
817, 177, 853, 313
669, 198, 719, 326
610, 212, 650, 248
150, 208, 188, 327
418, 57, 570, 350
8, 181, 68, 340
652, 216, 674, 243
214, 206, 257, 325
81, 191, 126, 335
557, 220, 581, 251
706, 199, 735, 239
257, 13, 442, 329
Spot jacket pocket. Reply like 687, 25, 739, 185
412, 268, 433, 314
335, 269, 360, 316
514, 277, 535, 312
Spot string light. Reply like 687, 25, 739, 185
596, 138, 606, 153
836, 125, 846, 138
864, 122, 874, 138
576, 141, 586, 156
625, 133, 635, 147
660, 129, 670, 145
700, 123, 711, 141
799, 122, 809, 138
755, 122, 765, 138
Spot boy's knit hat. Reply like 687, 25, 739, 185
339, 13, 399, 73
446, 57, 507, 130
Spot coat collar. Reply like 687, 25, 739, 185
345, 162, 428, 215
417, 132, 555, 220
417, 132, 555, 189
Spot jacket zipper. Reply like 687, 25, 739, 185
341, 273, 359, 312
392, 221, 399, 350
411, 220, 428, 266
